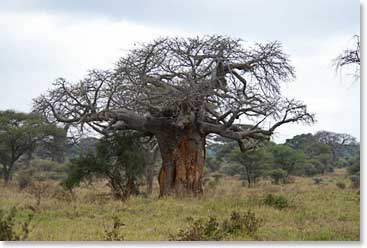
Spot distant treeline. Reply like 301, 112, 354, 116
205, 131, 359, 187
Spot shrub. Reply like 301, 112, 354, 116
222, 210, 263, 237
170, 210, 263, 241
336, 182, 346, 189
104, 215, 125, 241
211, 173, 224, 183
313, 178, 323, 185
26, 181, 50, 207
17, 171, 33, 190
350, 174, 360, 188
270, 169, 287, 184
263, 194, 290, 210
171, 217, 223, 241
285, 176, 296, 184
62, 133, 145, 200
335, 158, 348, 168
0, 207, 34, 241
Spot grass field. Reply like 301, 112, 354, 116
0, 169, 360, 241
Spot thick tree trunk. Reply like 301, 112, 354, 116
157, 126, 206, 197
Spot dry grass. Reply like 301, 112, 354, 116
0, 169, 360, 241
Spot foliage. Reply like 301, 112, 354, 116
229, 147, 272, 187
27, 181, 50, 207
62, 132, 145, 199
17, 173, 32, 190
0, 110, 64, 183
0, 207, 34, 241
171, 210, 263, 241
104, 215, 125, 241
350, 175, 360, 188
313, 178, 323, 185
171, 217, 223, 241
222, 210, 264, 237
347, 155, 360, 176
304, 159, 328, 176
263, 194, 291, 210
315, 131, 358, 162
271, 145, 305, 177
347, 154, 360, 188
270, 168, 287, 184
336, 182, 346, 189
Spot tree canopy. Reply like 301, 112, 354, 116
0, 110, 64, 183
33, 36, 314, 196
34, 36, 313, 147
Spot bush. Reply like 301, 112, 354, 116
171, 217, 223, 241
222, 210, 263, 237
335, 158, 348, 168
270, 169, 287, 184
0, 207, 34, 241
104, 215, 125, 241
336, 182, 346, 189
263, 194, 290, 210
17, 172, 33, 190
313, 178, 323, 185
211, 173, 224, 183
26, 181, 50, 207
285, 176, 296, 184
350, 174, 360, 188
170, 210, 263, 241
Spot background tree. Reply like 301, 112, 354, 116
34, 36, 314, 196
348, 154, 360, 188
271, 145, 305, 178
229, 146, 272, 187
0, 110, 63, 184
315, 131, 357, 163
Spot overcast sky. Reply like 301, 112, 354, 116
0, 0, 360, 143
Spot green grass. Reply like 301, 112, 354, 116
0, 169, 360, 241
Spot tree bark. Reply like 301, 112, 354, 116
156, 125, 205, 197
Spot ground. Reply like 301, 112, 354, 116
0, 169, 360, 241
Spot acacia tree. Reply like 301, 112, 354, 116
229, 147, 272, 187
0, 110, 63, 183
33, 36, 314, 196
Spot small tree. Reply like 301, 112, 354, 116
0, 110, 63, 184
62, 132, 145, 199
270, 168, 287, 184
229, 147, 272, 187
271, 145, 305, 178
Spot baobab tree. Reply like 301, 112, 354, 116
33, 36, 314, 196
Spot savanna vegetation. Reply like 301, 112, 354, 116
0, 35, 360, 241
